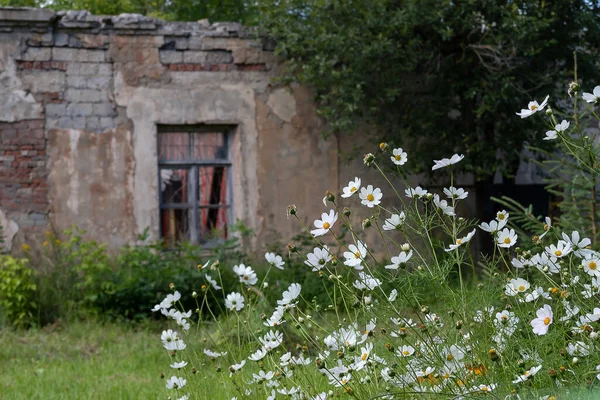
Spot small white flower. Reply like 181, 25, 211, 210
359, 185, 382, 208
477, 383, 496, 393
205, 274, 221, 290
582, 256, 600, 277
433, 194, 455, 216
225, 292, 245, 311
497, 228, 517, 248
264, 306, 286, 327
248, 348, 268, 361
445, 229, 476, 252
516, 95, 549, 118
544, 120, 570, 141
531, 304, 553, 335
229, 360, 246, 376
512, 365, 542, 383
278, 283, 301, 307
311, 210, 338, 237
583, 85, 600, 104
204, 348, 227, 358
382, 212, 405, 231
161, 330, 186, 351
170, 361, 188, 369
166, 376, 187, 390
539, 216, 552, 239
343, 240, 368, 270
305, 246, 332, 271
385, 250, 413, 269
479, 219, 507, 233
341, 177, 361, 198
505, 278, 530, 296
397, 345, 415, 357
388, 289, 398, 302
405, 186, 428, 198
265, 252, 285, 270
391, 148, 408, 165
443, 186, 468, 200
259, 330, 283, 351
353, 272, 381, 291
545, 240, 572, 258
233, 264, 258, 285
496, 210, 509, 222
432, 154, 464, 170
562, 231, 594, 258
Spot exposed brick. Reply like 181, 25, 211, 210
17, 60, 67, 71
237, 63, 268, 71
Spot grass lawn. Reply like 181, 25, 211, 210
0, 320, 166, 400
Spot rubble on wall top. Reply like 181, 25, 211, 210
0, 6, 254, 37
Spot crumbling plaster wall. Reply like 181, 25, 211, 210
0, 7, 337, 251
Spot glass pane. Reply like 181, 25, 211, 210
198, 167, 227, 205
160, 208, 189, 243
160, 168, 189, 204
191, 132, 227, 160
199, 207, 228, 240
158, 132, 189, 161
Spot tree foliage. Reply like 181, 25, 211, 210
259, 0, 600, 182
0, 0, 258, 23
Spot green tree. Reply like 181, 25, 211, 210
259, 0, 600, 212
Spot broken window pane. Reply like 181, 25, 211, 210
160, 168, 189, 205
198, 166, 227, 206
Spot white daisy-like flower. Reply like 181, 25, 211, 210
545, 240, 572, 258
531, 304, 553, 335
544, 120, 570, 141
433, 194, 455, 216
278, 283, 301, 307
305, 246, 332, 271
581, 308, 600, 323
166, 376, 187, 390
382, 212, 405, 231
531, 252, 560, 274
479, 219, 507, 233
496, 228, 517, 248
248, 348, 268, 361
562, 231, 594, 258
280, 352, 292, 366
204, 348, 227, 358
516, 95, 549, 118
161, 330, 186, 351
359, 185, 382, 208
445, 229, 476, 252
259, 330, 283, 351
512, 365, 542, 383
229, 360, 246, 376
311, 210, 338, 237
405, 186, 428, 198
265, 252, 285, 270
176, 395, 190, 400
292, 354, 311, 366
583, 86, 600, 104
152, 291, 182, 312
253, 370, 275, 383
225, 292, 244, 311
232, 264, 258, 285
352, 272, 381, 291
385, 250, 413, 269
523, 286, 551, 303
170, 361, 188, 369
397, 345, 415, 357
582, 256, 600, 277
312, 392, 328, 400
539, 216, 552, 239
567, 341, 592, 356
505, 278, 530, 296
391, 148, 408, 165
443, 186, 468, 200
343, 240, 367, 270
264, 306, 286, 327
205, 274, 221, 290
432, 154, 464, 170
477, 383, 496, 393
388, 289, 398, 302
278, 386, 301, 395
341, 177, 361, 198
496, 210, 509, 222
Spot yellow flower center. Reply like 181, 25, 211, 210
322, 222, 330, 229
361, 353, 367, 361
589, 262, 597, 270
457, 239, 462, 245
544, 317, 551, 325
555, 250, 562, 257
503, 237, 511, 244
446, 354, 454, 361
350, 186, 357, 192
518, 285, 525, 291
403, 350, 410, 356
395, 155, 401, 161
482, 386, 489, 391
544, 224, 549, 231
243, 276, 248, 280
498, 214, 505, 220
354, 252, 361, 259
530, 105, 538, 110
342, 379, 348, 384
366, 194, 375, 202
524, 371, 530, 376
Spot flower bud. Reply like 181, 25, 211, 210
192, 291, 198, 298
572, 357, 579, 366
286, 204, 297, 218
455, 320, 463, 329
363, 153, 375, 166
286, 243, 297, 253
401, 243, 410, 251
169, 282, 175, 290
420, 305, 429, 314
568, 81, 580, 97
342, 207, 351, 217
362, 218, 372, 229
545, 108, 553, 116
379, 142, 389, 152
325, 190, 335, 203
488, 348, 499, 362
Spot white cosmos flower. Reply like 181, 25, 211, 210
567, 341, 592, 356
264, 306, 286, 327
343, 240, 367, 270
405, 186, 428, 198
539, 216, 552, 239
311, 210, 338, 237
341, 177, 361, 198
583, 85, 600, 103
292, 354, 311, 366
516, 95, 549, 118
397, 345, 415, 357
388, 289, 398, 302
512, 365, 542, 383
445, 229, 476, 252
280, 352, 292, 366
225, 292, 244, 311
248, 348, 268, 361
278, 283, 301, 307
496, 228, 517, 248
582, 256, 600, 277
253, 370, 275, 383
505, 278, 530, 296
204, 348, 227, 358
312, 392, 328, 400
523, 286, 551, 303
382, 212, 405, 230
562, 231, 593, 258
152, 291, 182, 312
353, 272, 381, 291
531, 304, 553, 335
432, 154, 464, 170
560, 301, 580, 322
544, 119, 570, 141
581, 307, 600, 323
496, 209, 509, 222
166, 376, 187, 390
305, 246, 331, 271
385, 250, 413, 269
161, 329, 186, 351
278, 387, 301, 395
265, 252, 285, 270
259, 330, 283, 351
545, 240, 572, 258
443, 186, 468, 200
433, 194, 455, 216
531, 252, 560, 274
391, 148, 408, 165
170, 361, 188, 369
229, 360, 246, 376
359, 185, 382, 208
479, 219, 507, 233
205, 274, 221, 290
232, 264, 258, 285
477, 384, 496, 393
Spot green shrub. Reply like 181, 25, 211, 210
0, 255, 37, 328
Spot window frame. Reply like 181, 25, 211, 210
157, 124, 234, 245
